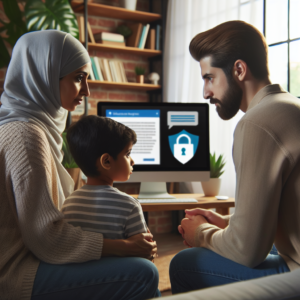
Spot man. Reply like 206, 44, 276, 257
170, 20, 300, 294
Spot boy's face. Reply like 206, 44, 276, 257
200, 56, 242, 120
110, 142, 135, 182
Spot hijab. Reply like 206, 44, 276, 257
0, 30, 90, 209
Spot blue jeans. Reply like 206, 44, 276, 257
169, 246, 290, 294
32, 257, 161, 300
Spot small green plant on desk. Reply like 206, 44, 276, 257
135, 66, 146, 83
201, 152, 226, 196
210, 152, 226, 178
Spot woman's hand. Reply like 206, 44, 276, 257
185, 208, 229, 229
102, 232, 157, 260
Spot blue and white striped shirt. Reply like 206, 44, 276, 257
62, 185, 147, 239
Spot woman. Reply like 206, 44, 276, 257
0, 30, 160, 300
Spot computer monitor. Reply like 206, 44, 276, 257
97, 102, 210, 199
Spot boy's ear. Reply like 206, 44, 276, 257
99, 153, 111, 170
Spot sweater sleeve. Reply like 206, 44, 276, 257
195, 120, 292, 267
11, 124, 103, 264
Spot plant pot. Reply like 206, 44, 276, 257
120, 0, 137, 10
136, 75, 144, 84
66, 167, 84, 190
201, 178, 221, 196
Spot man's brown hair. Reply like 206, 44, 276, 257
189, 20, 269, 80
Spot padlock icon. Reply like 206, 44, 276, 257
174, 134, 194, 164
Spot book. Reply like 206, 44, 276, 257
126, 23, 143, 47
138, 24, 150, 49
114, 61, 123, 82
99, 40, 126, 47
77, 16, 84, 43
119, 61, 128, 83
94, 57, 103, 81
90, 57, 99, 80
76, 16, 95, 43
94, 32, 124, 43
103, 59, 113, 82
98, 58, 108, 81
156, 24, 161, 50
146, 28, 155, 50
87, 22, 95, 43
109, 60, 117, 82
89, 61, 95, 80
138, 25, 146, 48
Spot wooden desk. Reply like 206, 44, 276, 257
130, 193, 235, 215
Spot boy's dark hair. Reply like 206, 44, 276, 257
66, 115, 137, 177
189, 20, 269, 80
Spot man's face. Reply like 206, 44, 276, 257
200, 56, 243, 120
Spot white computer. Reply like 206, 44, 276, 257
98, 102, 210, 202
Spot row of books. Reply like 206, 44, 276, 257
77, 16, 161, 50
90, 57, 128, 83
127, 23, 161, 50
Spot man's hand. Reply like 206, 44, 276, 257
178, 214, 208, 247
185, 208, 228, 229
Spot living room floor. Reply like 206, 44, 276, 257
153, 232, 187, 297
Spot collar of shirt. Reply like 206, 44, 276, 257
247, 84, 286, 112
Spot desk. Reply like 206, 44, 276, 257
130, 193, 235, 215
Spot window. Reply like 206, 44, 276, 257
265, 0, 300, 97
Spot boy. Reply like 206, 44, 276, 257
61, 115, 148, 239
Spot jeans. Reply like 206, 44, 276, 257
169, 245, 290, 294
32, 257, 161, 300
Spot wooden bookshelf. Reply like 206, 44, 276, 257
87, 42, 161, 57
88, 80, 161, 91
71, 1, 161, 22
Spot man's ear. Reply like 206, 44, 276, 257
99, 153, 111, 170
233, 59, 247, 82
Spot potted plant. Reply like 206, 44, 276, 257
0, 0, 79, 68
135, 66, 146, 84
201, 152, 226, 196
62, 132, 83, 190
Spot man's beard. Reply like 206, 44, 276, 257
210, 76, 243, 120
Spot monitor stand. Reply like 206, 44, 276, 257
137, 182, 176, 199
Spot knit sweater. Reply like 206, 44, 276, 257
0, 122, 103, 300
195, 84, 300, 271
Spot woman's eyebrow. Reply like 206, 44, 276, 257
76, 71, 88, 75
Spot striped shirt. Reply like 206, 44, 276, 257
61, 185, 147, 239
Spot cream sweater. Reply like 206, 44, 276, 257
195, 84, 300, 271
0, 122, 103, 300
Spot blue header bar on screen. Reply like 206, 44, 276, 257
106, 110, 160, 117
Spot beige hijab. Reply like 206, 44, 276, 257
0, 30, 90, 208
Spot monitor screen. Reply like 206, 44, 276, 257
97, 102, 210, 183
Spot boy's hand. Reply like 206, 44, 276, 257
125, 232, 158, 260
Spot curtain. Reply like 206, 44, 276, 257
164, 0, 263, 197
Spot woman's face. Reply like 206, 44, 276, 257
60, 63, 91, 111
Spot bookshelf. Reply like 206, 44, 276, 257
71, 1, 161, 23
87, 42, 161, 57
70, 0, 165, 119
88, 80, 161, 91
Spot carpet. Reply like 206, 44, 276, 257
154, 233, 188, 292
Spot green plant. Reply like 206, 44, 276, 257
0, 0, 79, 68
210, 152, 226, 178
62, 132, 78, 169
135, 66, 146, 75
116, 25, 132, 38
